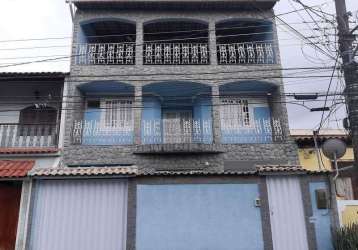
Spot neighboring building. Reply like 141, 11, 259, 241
291, 129, 358, 226
3, 1, 340, 250
0, 72, 66, 250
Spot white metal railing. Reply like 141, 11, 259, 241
0, 123, 58, 147
72, 120, 134, 144
76, 43, 135, 65
142, 118, 212, 144
221, 118, 283, 143
217, 42, 275, 64
143, 43, 209, 65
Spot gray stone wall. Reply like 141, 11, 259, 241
62, 8, 299, 170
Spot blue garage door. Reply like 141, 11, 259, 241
136, 184, 264, 250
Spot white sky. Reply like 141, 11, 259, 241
0, 0, 357, 130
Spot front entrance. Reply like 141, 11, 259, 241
0, 182, 22, 250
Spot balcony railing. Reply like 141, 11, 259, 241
0, 123, 58, 148
143, 43, 209, 65
217, 42, 275, 64
221, 118, 283, 143
72, 120, 134, 145
142, 118, 213, 144
76, 43, 135, 65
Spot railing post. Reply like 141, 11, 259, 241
134, 86, 143, 144
209, 21, 217, 65
212, 85, 221, 143
136, 21, 143, 65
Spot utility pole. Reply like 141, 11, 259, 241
334, 0, 358, 167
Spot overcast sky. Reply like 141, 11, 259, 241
0, 0, 357, 130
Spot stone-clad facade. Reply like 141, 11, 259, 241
62, 6, 299, 171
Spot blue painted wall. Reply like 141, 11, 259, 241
309, 182, 333, 250
82, 107, 134, 145
221, 106, 272, 144
136, 184, 264, 250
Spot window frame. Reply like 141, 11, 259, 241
219, 97, 268, 130
85, 97, 134, 132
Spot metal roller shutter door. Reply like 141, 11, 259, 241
28, 179, 127, 250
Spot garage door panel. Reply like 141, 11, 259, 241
29, 179, 127, 250
136, 184, 264, 250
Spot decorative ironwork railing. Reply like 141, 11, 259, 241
0, 123, 58, 147
72, 120, 134, 145
220, 118, 283, 143
76, 43, 135, 65
71, 118, 284, 145
143, 43, 209, 65
142, 118, 213, 144
217, 42, 275, 64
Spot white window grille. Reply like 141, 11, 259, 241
100, 99, 133, 131
220, 98, 252, 130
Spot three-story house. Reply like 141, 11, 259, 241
15, 1, 337, 250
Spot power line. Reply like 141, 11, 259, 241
316, 55, 340, 131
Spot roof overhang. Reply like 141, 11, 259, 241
71, 0, 277, 10
0, 72, 68, 82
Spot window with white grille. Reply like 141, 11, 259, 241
220, 98, 251, 130
101, 99, 133, 131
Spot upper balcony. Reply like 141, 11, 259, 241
74, 18, 276, 66
0, 75, 63, 149
143, 20, 209, 65
216, 20, 275, 65
76, 19, 136, 65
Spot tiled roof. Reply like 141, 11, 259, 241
27, 165, 330, 178
0, 160, 35, 178
138, 169, 257, 176
29, 166, 138, 177
0, 147, 60, 155
257, 165, 331, 174
290, 129, 348, 140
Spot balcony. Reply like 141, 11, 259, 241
216, 19, 276, 64
74, 81, 135, 145
76, 19, 136, 65
0, 123, 58, 148
72, 120, 134, 145
220, 118, 283, 144
142, 19, 209, 65
0, 80, 63, 149
217, 42, 274, 65
143, 43, 209, 65
76, 43, 135, 65
142, 118, 212, 144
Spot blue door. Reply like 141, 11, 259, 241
309, 182, 333, 250
136, 184, 264, 250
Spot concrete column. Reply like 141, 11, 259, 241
134, 85, 143, 144
212, 85, 221, 143
209, 21, 217, 65
136, 21, 143, 65
15, 180, 33, 250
